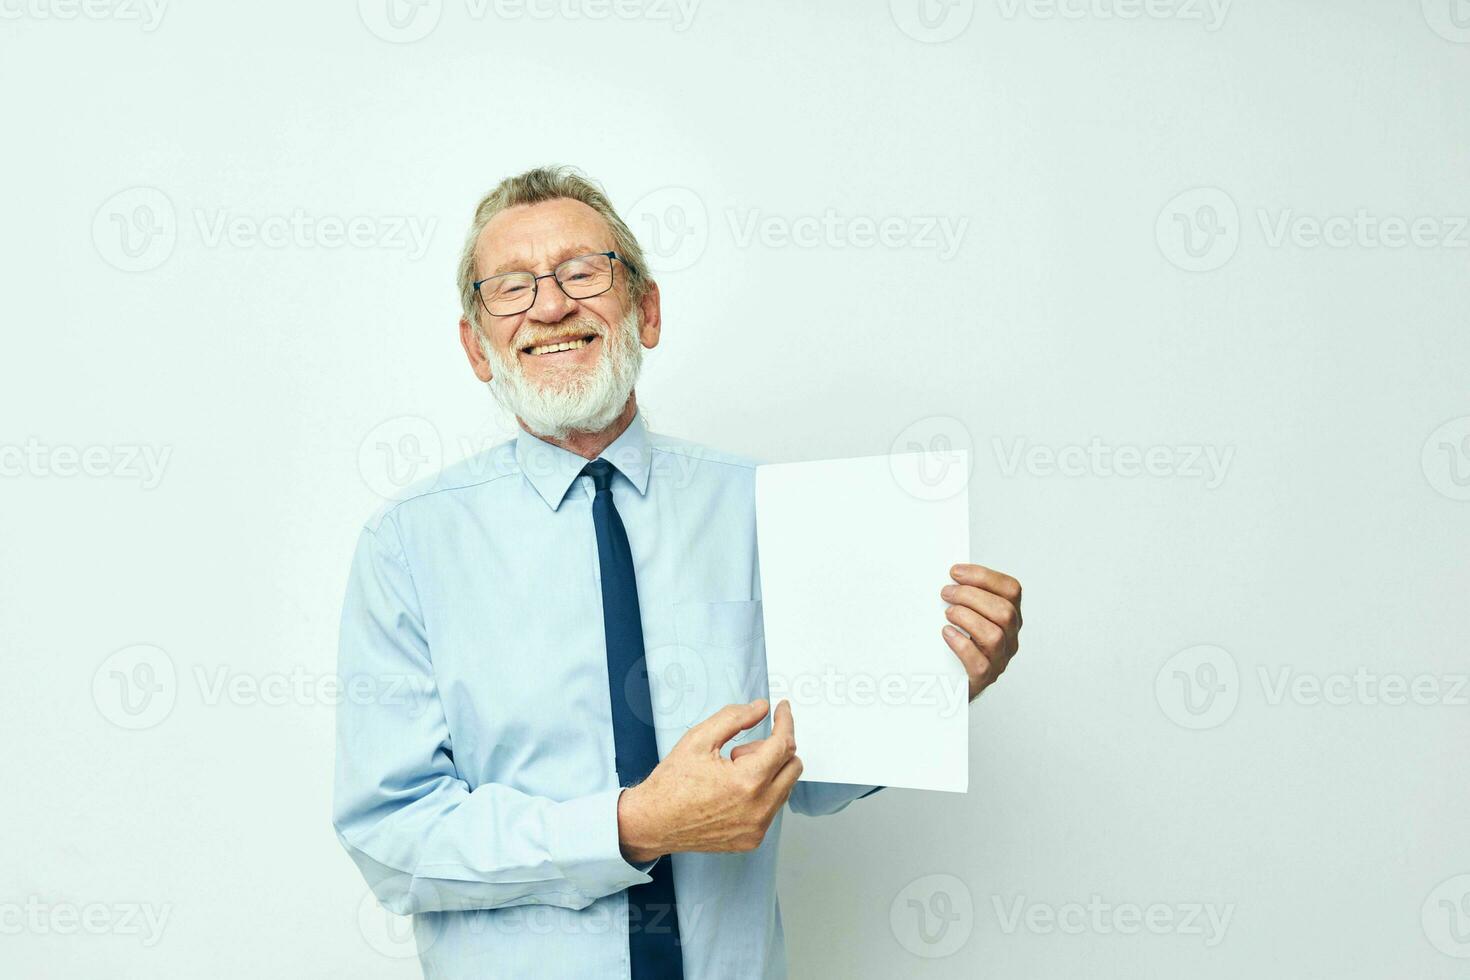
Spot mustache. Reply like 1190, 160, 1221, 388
512, 318, 605, 349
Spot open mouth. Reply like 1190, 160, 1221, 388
521, 334, 598, 357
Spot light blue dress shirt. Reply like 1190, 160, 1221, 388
333, 409, 881, 979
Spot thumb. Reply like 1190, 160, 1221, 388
695, 699, 770, 751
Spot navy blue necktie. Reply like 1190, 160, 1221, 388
582, 459, 685, 980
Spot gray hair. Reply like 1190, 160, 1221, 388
456, 165, 652, 330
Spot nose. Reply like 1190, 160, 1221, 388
526, 272, 577, 325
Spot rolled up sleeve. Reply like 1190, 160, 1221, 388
788, 781, 886, 816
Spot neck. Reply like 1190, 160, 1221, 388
519, 394, 638, 460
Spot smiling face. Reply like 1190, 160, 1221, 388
460, 197, 660, 397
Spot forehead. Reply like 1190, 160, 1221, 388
475, 198, 615, 276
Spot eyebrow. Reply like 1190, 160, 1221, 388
486, 243, 607, 279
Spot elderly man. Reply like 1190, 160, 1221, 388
332, 166, 1022, 979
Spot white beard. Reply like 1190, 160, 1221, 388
477, 308, 644, 441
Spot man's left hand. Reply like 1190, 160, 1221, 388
941, 563, 1022, 701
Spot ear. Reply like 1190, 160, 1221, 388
636, 280, 662, 350
459, 316, 494, 383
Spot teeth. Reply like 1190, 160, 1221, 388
527, 337, 592, 356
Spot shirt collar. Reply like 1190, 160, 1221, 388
515, 409, 652, 510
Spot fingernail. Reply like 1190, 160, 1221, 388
940, 585, 957, 600
944, 625, 960, 639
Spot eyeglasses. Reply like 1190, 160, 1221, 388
473, 251, 631, 318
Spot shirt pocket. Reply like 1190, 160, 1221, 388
656, 600, 771, 747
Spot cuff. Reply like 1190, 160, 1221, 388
546, 787, 656, 903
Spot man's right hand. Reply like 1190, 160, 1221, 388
617, 698, 802, 863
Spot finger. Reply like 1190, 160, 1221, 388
770, 697, 794, 742
943, 623, 991, 695
693, 699, 770, 752
941, 583, 1021, 631
766, 753, 804, 804
737, 699, 797, 777
949, 564, 1021, 606
729, 699, 796, 763
945, 602, 1007, 660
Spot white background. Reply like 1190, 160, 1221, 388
3, 0, 1469, 976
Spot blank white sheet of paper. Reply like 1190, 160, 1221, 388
754, 451, 971, 793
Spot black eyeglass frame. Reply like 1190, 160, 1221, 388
472, 250, 633, 318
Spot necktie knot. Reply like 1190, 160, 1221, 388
581, 458, 616, 493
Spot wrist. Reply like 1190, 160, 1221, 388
616, 785, 666, 864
